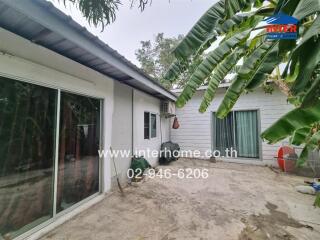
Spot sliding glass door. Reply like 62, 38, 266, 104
0, 77, 102, 239
213, 110, 259, 158
235, 111, 259, 158
0, 78, 57, 239
57, 92, 101, 213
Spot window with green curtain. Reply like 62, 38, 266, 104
214, 112, 234, 154
235, 111, 259, 158
213, 110, 259, 158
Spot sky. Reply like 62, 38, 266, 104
49, 0, 216, 65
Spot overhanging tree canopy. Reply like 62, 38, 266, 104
59, 0, 150, 29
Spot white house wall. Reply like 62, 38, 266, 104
111, 84, 171, 183
111, 81, 133, 184
111, 83, 171, 184
133, 90, 170, 167
0, 27, 114, 192
171, 88, 293, 166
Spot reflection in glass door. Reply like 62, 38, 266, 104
0, 78, 57, 239
0, 78, 102, 239
57, 92, 101, 213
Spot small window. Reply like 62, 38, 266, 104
144, 112, 150, 139
144, 112, 157, 139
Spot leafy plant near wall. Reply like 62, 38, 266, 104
163, 0, 320, 170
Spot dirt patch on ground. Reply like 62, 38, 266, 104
239, 202, 309, 240
42, 159, 320, 240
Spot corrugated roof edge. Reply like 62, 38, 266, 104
34, 0, 177, 100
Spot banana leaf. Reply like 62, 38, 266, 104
261, 101, 320, 144
218, 14, 251, 34
224, 0, 255, 19
297, 15, 320, 48
216, 41, 279, 118
297, 146, 309, 167
199, 48, 245, 113
290, 127, 311, 145
247, 31, 267, 54
293, 0, 320, 20
176, 31, 250, 108
223, 15, 263, 42
173, 0, 225, 61
254, 0, 264, 8
197, 14, 253, 58
282, 15, 320, 81
276, 0, 300, 15
290, 39, 320, 95
301, 72, 320, 108
163, 60, 188, 83
297, 130, 320, 166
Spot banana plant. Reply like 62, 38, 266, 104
165, 0, 320, 167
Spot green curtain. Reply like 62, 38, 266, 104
214, 112, 234, 154
235, 111, 259, 158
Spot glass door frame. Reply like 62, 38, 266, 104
211, 109, 262, 160
53, 89, 104, 219
1, 76, 105, 240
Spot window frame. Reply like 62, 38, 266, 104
144, 111, 157, 140
211, 109, 261, 160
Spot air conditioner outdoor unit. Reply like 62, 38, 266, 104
160, 101, 176, 118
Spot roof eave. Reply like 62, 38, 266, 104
1, 0, 177, 101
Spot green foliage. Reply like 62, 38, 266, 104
199, 48, 245, 113
290, 39, 320, 95
290, 127, 311, 146
135, 33, 193, 89
217, 41, 280, 118
173, 0, 225, 61
176, 31, 250, 108
166, 0, 320, 166
224, 0, 255, 19
262, 82, 274, 94
60, 0, 150, 29
297, 129, 320, 166
261, 102, 320, 144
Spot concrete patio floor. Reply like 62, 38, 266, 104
42, 158, 320, 240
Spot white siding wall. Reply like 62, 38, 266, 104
171, 88, 293, 166
133, 90, 171, 167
